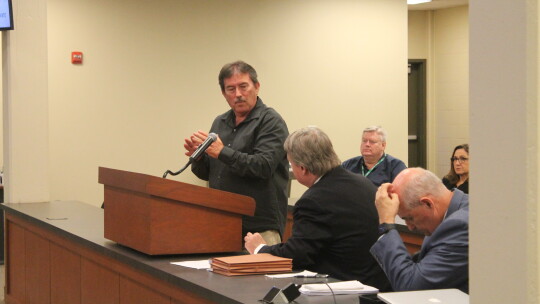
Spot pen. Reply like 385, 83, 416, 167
294, 274, 328, 278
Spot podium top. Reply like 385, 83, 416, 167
98, 167, 255, 216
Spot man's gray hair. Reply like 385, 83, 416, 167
399, 168, 447, 209
363, 125, 387, 142
284, 126, 341, 176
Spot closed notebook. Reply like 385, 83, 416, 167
211, 253, 292, 276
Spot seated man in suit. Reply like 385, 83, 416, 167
370, 167, 469, 293
244, 126, 391, 291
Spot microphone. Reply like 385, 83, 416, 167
189, 132, 218, 161
162, 132, 218, 178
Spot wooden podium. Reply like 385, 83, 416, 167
99, 167, 255, 255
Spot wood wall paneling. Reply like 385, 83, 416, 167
51, 243, 82, 304
119, 277, 170, 304
6, 221, 26, 302
4, 206, 255, 304
25, 230, 51, 304
81, 258, 120, 304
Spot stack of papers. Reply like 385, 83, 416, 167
299, 280, 378, 295
210, 253, 292, 276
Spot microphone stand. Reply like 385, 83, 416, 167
162, 159, 193, 178
162, 133, 217, 179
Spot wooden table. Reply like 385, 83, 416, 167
2, 201, 365, 304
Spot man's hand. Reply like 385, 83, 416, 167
244, 232, 266, 254
183, 134, 198, 157
183, 130, 224, 159
375, 183, 400, 224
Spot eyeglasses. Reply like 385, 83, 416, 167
361, 139, 381, 145
451, 157, 469, 163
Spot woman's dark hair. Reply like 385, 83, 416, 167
443, 143, 469, 185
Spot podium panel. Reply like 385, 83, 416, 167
99, 167, 255, 255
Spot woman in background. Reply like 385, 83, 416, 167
442, 144, 469, 194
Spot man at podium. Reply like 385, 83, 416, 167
184, 61, 289, 246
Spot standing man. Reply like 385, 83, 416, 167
342, 126, 406, 187
184, 61, 289, 245
244, 127, 391, 291
370, 167, 469, 293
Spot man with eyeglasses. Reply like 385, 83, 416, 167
370, 167, 469, 293
342, 126, 406, 187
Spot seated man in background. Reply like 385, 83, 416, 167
371, 167, 469, 293
244, 126, 391, 291
342, 126, 406, 187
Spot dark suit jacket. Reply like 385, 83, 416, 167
370, 189, 469, 293
259, 166, 391, 291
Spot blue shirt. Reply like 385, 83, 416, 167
342, 154, 407, 187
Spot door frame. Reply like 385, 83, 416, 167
408, 59, 427, 168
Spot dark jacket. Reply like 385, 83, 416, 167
191, 98, 289, 235
259, 166, 391, 291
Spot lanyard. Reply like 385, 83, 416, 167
361, 154, 386, 177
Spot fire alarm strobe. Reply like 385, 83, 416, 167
71, 51, 83, 64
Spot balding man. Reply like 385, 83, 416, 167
370, 167, 469, 293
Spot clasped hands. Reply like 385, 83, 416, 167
184, 130, 224, 159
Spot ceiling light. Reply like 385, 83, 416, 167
407, 0, 432, 4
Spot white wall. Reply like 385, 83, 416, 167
45, 0, 407, 205
432, 6, 469, 176
470, 0, 538, 302
3, 0, 50, 203
408, 10, 430, 60
408, 6, 469, 177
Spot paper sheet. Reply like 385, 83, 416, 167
171, 259, 211, 269
299, 280, 379, 295
265, 270, 319, 278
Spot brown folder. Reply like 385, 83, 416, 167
211, 253, 292, 276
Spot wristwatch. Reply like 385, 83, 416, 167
378, 223, 397, 236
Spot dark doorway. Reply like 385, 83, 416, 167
408, 60, 427, 168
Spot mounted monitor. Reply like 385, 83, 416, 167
0, 0, 13, 31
